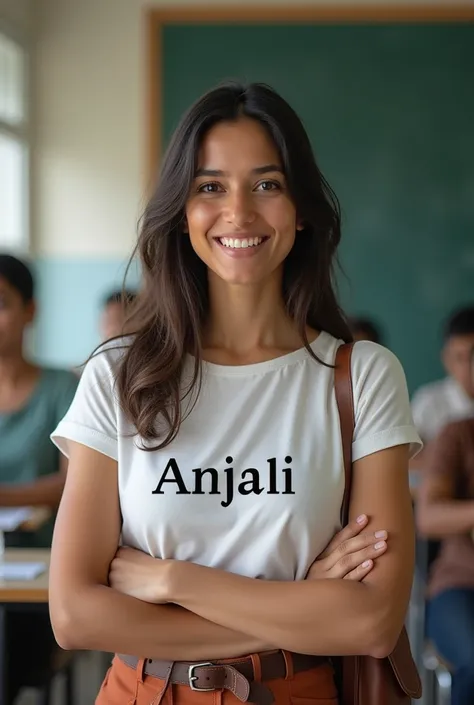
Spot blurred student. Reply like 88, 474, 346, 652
349, 317, 383, 345
0, 254, 78, 525
0, 254, 78, 701
100, 289, 137, 341
411, 307, 474, 449
417, 408, 474, 704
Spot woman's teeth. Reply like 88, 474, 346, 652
218, 237, 264, 249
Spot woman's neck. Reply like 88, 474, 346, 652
202, 274, 314, 361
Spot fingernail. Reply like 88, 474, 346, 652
362, 560, 372, 568
375, 530, 387, 539
375, 541, 386, 550
356, 515, 367, 524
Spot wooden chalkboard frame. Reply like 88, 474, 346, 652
146, 4, 474, 185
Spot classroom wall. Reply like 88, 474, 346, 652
33, 0, 474, 367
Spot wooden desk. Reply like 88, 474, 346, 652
0, 549, 49, 602
0, 549, 50, 703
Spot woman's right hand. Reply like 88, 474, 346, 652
305, 514, 388, 582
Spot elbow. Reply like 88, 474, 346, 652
51, 610, 80, 651
50, 599, 86, 650
368, 634, 399, 660
366, 609, 405, 659
51, 616, 79, 651
50, 589, 96, 651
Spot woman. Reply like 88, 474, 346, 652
49, 83, 421, 704
417, 413, 474, 705
0, 254, 78, 701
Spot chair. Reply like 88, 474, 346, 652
413, 538, 452, 705
20, 648, 75, 705
422, 641, 452, 705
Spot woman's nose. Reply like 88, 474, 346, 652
223, 191, 256, 228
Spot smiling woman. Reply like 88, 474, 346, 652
48, 83, 421, 705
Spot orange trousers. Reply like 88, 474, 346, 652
95, 652, 338, 705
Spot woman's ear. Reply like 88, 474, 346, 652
182, 220, 189, 233
296, 220, 304, 231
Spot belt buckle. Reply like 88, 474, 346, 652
189, 662, 215, 691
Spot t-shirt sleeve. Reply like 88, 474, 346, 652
350, 342, 423, 462
51, 349, 119, 461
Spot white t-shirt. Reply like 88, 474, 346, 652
52, 332, 421, 582
411, 377, 474, 443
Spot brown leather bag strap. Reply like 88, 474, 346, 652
334, 343, 355, 527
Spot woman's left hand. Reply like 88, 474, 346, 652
109, 547, 172, 603
305, 514, 387, 582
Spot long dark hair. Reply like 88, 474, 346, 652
117, 82, 351, 449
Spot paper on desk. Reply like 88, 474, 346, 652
0, 507, 33, 531
0, 562, 46, 581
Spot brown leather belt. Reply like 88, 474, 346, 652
118, 651, 327, 705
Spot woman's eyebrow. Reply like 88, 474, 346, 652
253, 164, 283, 175
195, 164, 283, 178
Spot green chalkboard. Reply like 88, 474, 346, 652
161, 23, 474, 393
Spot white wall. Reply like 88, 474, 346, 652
34, 0, 474, 258
34, 0, 144, 258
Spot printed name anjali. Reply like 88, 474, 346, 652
151, 456, 295, 508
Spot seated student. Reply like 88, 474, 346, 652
0, 255, 78, 528
99, 288, 137, 341
417, 414, 474, 705
0, 254, 78, 702
409, 307, 474, 480
412, 307, 474, 446
349, 316, 383, 344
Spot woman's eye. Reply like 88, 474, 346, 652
256, 180, 281, 192
197, 182, 222, 194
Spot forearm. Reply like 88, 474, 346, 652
171, 563, 390, 657
0, 473, 65, 508
417, 500, 474, 538
52, 584, 275, 660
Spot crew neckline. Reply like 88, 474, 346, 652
189, 331, 331, 377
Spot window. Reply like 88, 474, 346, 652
0, 30, 29, 252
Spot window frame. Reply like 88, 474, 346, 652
0, 19, 31, 254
